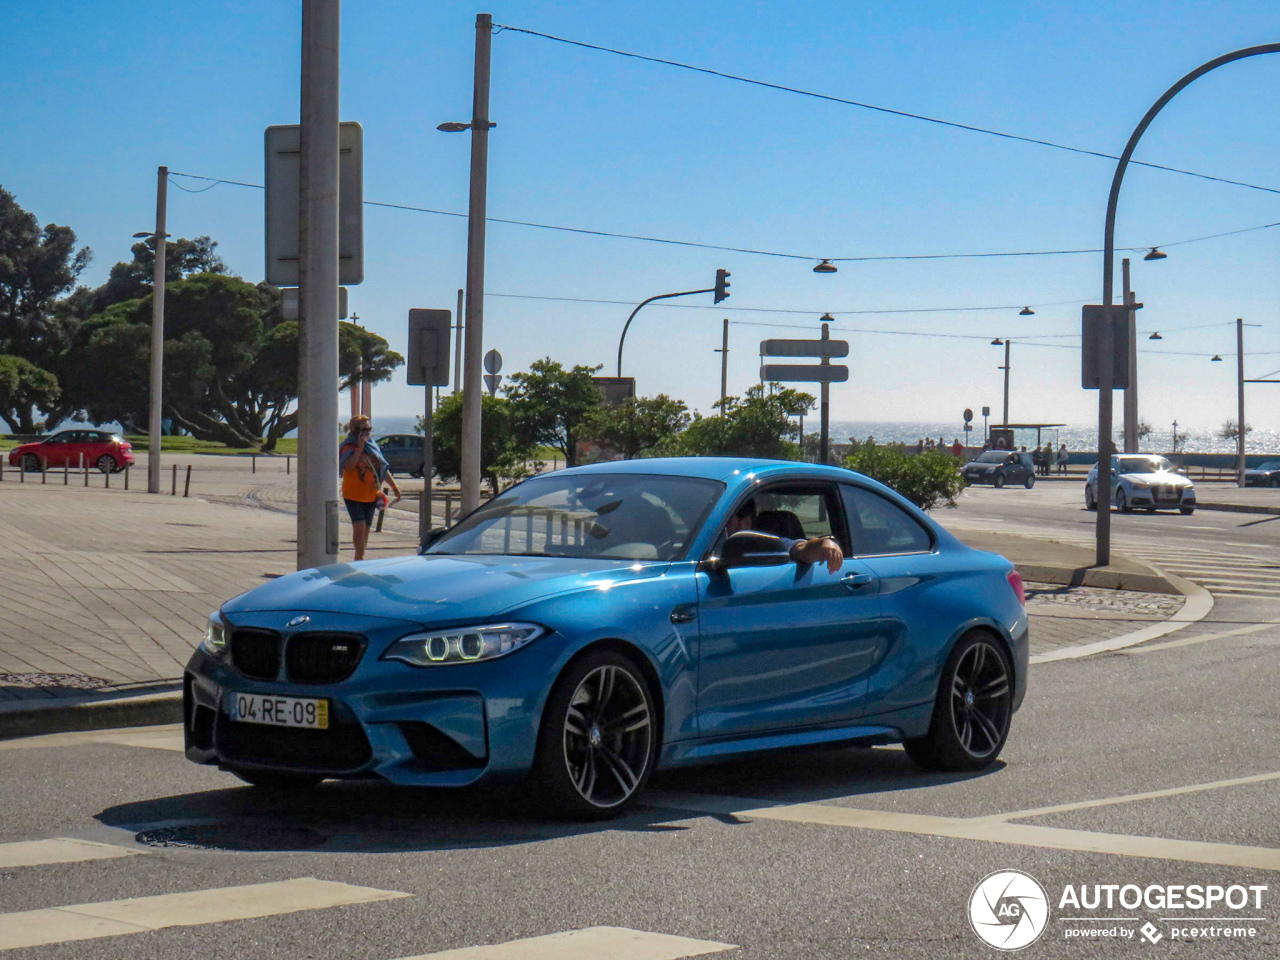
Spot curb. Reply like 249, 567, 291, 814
1195, 501, 1280, 516
1030, 567, 1214, 664
0, 688, 182, 741
1013, 561, 1177, 596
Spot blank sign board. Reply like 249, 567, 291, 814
760, 364, 849, 383
760, 339, 849, 358
407, 309, 451, 387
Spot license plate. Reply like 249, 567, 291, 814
225, 692, 328, 730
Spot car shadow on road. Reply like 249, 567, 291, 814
95, 745, 999, 854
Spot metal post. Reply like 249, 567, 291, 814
460, 13, 493, 516
453, 288, 464, 394
819, 322, 830, 465
124, 464, 128, 490
148, 165, 168, 495
719, 318, 729, 410
1237, 317, 1246, 487
1122, 258, 1139, 452
172, 462, 177, 495
420, 381, 434, 539
1002, 340, 1011, 429
64, 460, 68, 485
297, 0, 342, 568
184, 463, 192, 497
41, 458, 46, 484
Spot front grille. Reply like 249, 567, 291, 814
230, 628, 282, 680
1153, 484, 1181, 503
286, 632, 366, 683
215, 715, 372, 772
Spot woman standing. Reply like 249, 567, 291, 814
339, 415, 401, 561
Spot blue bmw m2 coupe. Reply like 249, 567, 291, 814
185, 458, 1028, 818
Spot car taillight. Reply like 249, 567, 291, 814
1006, 569, 1025, 606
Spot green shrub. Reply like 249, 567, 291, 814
844, 437, 966, 511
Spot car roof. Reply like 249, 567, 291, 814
548, 456, 863, 484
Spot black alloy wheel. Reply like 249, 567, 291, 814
905, 633, 1013, 772
992, 472, 1006, 489
229, 768, 324, 791
21, 454, 40, 472
533, 650, 656, 819
96, 455, 117, 474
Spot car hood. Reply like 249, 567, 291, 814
221, 553, 675, 624
1119, 471, 1191, 487
11, 442, 41, 454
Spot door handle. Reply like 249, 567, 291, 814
841, 573, 874, 588
670, 608, 697, 624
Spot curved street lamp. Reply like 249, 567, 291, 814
1093, 43, 1280, 566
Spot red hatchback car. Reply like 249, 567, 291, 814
9, 430, 135, 473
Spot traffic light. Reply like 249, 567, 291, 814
714, 268, 731, 304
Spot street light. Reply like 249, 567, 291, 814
813, 260, 838, 274
1211, 355, 1223, 361
1143, 247, 1168, 261
1149, 331, 1163, 340
1019, 306, 1034, 316
992, 338, 1011, 432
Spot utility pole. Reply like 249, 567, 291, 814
453, 288, 464, 393
460, 13, 493, 515
717, 318, 729, 410
147, 165, 168, 495
1122, 258, 1140, 453
296, 0, 341, 569
819, 322, 831, 465
1237, 317, 1246, 487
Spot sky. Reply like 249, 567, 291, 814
4, 0, 1280, 437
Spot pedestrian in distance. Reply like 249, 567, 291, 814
951, 438, 964, 458
1032, 446, 1043, 475
1042, 443, 1054, 476
339, 415, 401, 562
1057, 443, 1069, 475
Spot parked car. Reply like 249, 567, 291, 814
961, 451, 1036, 488
184, 457, 1029, 818
1085, 455, 1196, 514
375, 434, 425, 477
8, 430, 134, 473
1244, 461, 1280, 487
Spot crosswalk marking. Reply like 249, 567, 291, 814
0, 877, 410, 951
394, 927, 737, 960
0, 838, 138, 869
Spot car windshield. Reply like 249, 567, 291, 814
1115, 456, 1174, 474
425, 473, 724, 561
1255, 461, 1280, 471
975, 452, 1007, 463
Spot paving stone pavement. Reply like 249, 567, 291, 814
0, 454, 1187, 706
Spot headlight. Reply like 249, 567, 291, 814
200, 613, 226, 655
382, 622, 546, 666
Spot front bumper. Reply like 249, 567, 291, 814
1125, 486, 1195, 508
184, 610, 570, 787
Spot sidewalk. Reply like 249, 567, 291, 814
0, 453, 1201, 736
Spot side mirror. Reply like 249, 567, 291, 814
418, 527, 449, 554
712, 532, 792, 571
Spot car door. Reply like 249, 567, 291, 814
840, 484, 950, 717
40, 433, 71, 467
694, 481, 884, 737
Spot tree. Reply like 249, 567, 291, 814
505, 358, 603, 467
664, 384, 814, 459
1219, 419, 1253, 442
422, 392, 533, 492
845, 438, 966, 511
580, 394, 689, 459
0, 355, 60, 434
1120, 419, 1153, 445
80, 236, 228, 317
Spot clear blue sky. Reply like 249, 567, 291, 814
4, 1, 1279, 436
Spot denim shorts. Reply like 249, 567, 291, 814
344, 498, 379, 525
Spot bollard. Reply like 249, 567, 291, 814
287, 455, 291, 475
64, 460, 68, 485
376, 508, 385, 533
445, 493, 454, 526
184, 464, 191, 497
124, 464, 129, 490
83, 454, 88, 486
19, 460, 23, 483
0, 457, 4, 482
252, 454, 256, 474
104, 466, 109, 489
41, 458, 46, 484
172, 463, 177, 496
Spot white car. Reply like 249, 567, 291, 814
1085, 455, 1196, 514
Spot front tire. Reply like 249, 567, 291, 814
532, 650, 656, 819
96, 455, 117, 474
905, 632, 1013, 772
993, 473, 1006, 489
1084, 485, 1096, 511
21, 454, 40, 473
1023, 474, 1035, 489
1180, 506, 1195, 515
1116, 489, 1130, 513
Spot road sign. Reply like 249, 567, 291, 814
484, 349, 503, 375
281, 287, 348, 320
484, 373, 503, 395
265, 122, 364, 286
761, 339, 850, 359
406, 309, 451, 386
592, 376, 636, 406
982, 406, 990, 417
1081, 305, 1131, 389
760, 364, 849, 383
964, 408, 973, 423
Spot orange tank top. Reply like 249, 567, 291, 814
341, 452, 381, 503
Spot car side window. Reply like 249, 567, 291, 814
840, 485, 933, 557
711, 482, 847, 556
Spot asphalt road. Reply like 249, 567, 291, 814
1, 482, 1278, 958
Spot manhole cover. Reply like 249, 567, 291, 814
135, 823, 326, 851
0, 673, 111, 689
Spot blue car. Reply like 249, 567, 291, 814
184, 458, 1028, 818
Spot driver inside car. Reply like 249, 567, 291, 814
724, 498, 844, 573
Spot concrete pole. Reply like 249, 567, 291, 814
460, 13, 493, 515
719, 318, 728, 410
819, 322, 830, 465
361, 372, 372, 421
1122, 258, 1139, 453
1238, 317, 1247, 487
1002, 340, 1011, 428
296, 0, 341, 570
420, 381, 433, 539
453, 288, 464, 393
147, 165, 168, 494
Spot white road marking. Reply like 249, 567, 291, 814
395, 927, 737, 960
0, 877, 410, 951
0, 724, 184, 753
1126, 618, 1280, 654
649, 789, 1280, 872
0, 838, 138, 869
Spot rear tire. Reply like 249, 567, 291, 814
1271, 477, 1279, 488
904, 632, 1013, 772
229, 768, 324, 791
531, 650, 657, 820
993, 473, 1006, 489
1180, 506, 1195, 515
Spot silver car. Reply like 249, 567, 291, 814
1085, 455, 1196, 514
